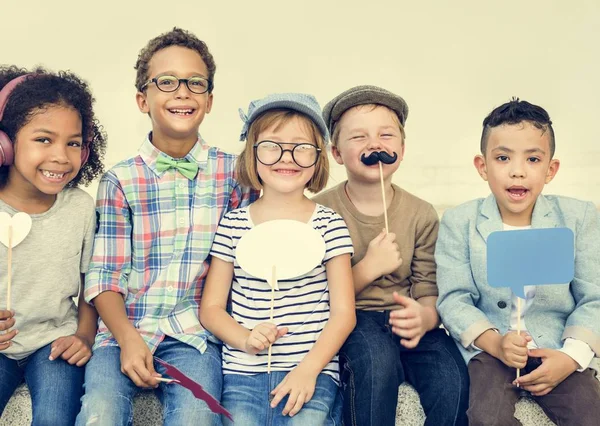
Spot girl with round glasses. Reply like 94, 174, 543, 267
254, 140, 321, 169
200, 93, 355, 425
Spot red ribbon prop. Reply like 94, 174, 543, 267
154, 357, 233, 421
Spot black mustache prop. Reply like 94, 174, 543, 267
360, 151, 398, 166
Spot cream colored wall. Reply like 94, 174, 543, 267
2, 0, 599, 208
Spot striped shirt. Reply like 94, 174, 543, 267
85, 134, 258, 354
210, 204, 353, 382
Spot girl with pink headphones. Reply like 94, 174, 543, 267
0, 66, 106, 425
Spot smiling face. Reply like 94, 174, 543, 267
255, 116, 317, 197
474, 121, 560, 226
332, 105, 405, 184
9, 105, 84, 197
136, 45, 213, 144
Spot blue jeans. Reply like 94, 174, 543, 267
221, 372, 342, 426
75, 338, 223, 426
0, 343, 85, 425
340, 310, 469, 426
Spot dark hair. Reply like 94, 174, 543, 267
481, 97, 555, 157
134, 27, 216, 93
0, 65, 106, 187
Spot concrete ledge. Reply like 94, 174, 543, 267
0, 382, 558, 426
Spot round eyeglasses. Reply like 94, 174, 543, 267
254, 141, 321, 168
141, 75, 213, 94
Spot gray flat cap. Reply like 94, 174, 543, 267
322, 85, 409, 135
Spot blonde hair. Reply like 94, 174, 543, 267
331, 104, 406, 147
236, 109, 329, 193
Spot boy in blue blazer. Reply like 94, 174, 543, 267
436, 98, 600, 426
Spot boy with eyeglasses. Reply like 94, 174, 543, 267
76, 27, 257, 426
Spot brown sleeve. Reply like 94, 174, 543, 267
409, 204, 439, 300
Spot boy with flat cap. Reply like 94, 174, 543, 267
313, 85, 469, 426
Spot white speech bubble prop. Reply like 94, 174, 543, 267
0, 212, 32, 310
236, 219, 325, 289
236, 219, 325, 373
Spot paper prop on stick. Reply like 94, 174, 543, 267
360, 151, 398, 233
487, 228, 575, 296
154, 357, 233, 421
236, 219, 326, 373
360, 151, 398, 166
487, 227, 575, 384
0, 212, 32, 310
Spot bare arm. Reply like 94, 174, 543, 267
270, 253, 356, 415
475, 329, 530, 368
352, 230, 402, 295
92, 291, 159, 387
352, 258, 377, 294
92, 291, 138, 344
417, 295, 440, 331
75, 274, 98, 347
298, 254, 356, 374
48, 276, 99, 366
200, 257, 251, 350
474, 329, 503, 359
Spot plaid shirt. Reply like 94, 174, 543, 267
85, 135, 258, 354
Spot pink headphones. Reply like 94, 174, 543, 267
0, 74, 90, 167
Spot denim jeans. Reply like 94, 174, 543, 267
221, 371, 342, 426
339, 310, 469, 426
75, 337, 223, 426
0, 342, 85, 425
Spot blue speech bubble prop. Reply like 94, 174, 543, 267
487, 228, 575, 298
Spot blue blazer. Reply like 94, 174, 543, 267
435, 193, 600, 362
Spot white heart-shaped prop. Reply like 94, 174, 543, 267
0, 212, 32, 248
236, 219, 326, 290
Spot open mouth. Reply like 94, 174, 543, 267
168, 108, 195, 116
507, 187, 529, 200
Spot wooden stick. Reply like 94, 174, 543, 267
378, 162, 389, 234
267, 265, 276, 374
155, 377, 179, 384
7, 225, 12, 311
516, 297, 522, 385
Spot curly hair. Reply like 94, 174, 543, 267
0, 65, 107, 187
134, 27, 216, 93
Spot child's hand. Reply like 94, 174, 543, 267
270, 364, 318, 417
244, 323, 288, 355
498, 331, 531, 368
364, 229, 403, 278
389, 293, 428, 348
49, 334, 92, 366
120, 332, 160, 388
514, 348, 578, 396
0, 309, 17, 351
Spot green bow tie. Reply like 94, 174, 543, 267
156, 156, 199, 180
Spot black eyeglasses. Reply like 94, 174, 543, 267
141, 75, 213, 94
254, 141, 321, 168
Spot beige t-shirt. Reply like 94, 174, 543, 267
313, 182, 439, 311
0, 188, 95, 360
